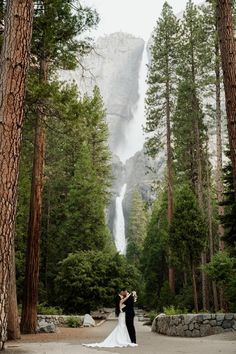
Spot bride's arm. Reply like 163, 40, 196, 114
120, 293, 131, 305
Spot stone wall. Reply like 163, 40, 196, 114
37, 315, 84, 327
152, 313, 236, 337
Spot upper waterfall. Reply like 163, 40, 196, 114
116, 44, 148, 163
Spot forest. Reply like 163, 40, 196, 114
0, 0, 236, 350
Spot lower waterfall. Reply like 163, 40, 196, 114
113, 184, 127, 255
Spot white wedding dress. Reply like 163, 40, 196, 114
83, 312, 137, 348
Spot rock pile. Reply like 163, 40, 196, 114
37, 315, 84, 328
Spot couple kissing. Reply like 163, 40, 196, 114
84, 287, 138, 348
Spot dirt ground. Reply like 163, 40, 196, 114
5, 317, 236, 354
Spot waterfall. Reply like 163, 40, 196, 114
116, 43, 148, 163
113, 44, 148, 253
113, 184, 127, 255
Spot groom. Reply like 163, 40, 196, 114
120, 288, 136, 344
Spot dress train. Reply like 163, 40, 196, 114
83, 312, 137, 348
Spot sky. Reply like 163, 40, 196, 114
82, 0, 202, 41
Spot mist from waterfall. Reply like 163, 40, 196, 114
113, 43, 148, 254
113, 184, 127, 254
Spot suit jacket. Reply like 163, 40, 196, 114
123, 294, 135, 317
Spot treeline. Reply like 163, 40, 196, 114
0, 0, 140, 347
127, 0, 236, 313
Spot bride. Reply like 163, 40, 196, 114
83, 292, 138, 348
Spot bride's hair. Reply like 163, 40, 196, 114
115, 295, 121, 317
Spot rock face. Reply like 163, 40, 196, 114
123, 150, 165, 229
152, 313, 236, 337
107, 150, 165, 235
60, 32, 145, 156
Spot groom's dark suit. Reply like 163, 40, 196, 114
123, 294, 136, 343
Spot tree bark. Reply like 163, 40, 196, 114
189, 18, 209, 310
0, 0, 33, 349
191, 262, 199, 313
216, 0, 236, 200
206, 150, 219, 311
21, 59, 48, 334
166, 70, 175, 293
194, 111, 209, 311
7, 245, 21, 340
215, 29, 225, 250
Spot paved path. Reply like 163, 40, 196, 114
5, 318, 236, 354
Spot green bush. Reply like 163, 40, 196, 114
37, 303, 63, 315
158, 281, 175, 311
163, 305, 188, 315
55, 251, 141, 313
204, 251, 236, 312
174, 286, 193, 312
146, 311, 158, 322
66, 316, 82, 328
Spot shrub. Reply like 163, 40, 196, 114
37, 303, 63, 315
163, 305, 188, 315
204, 251, 236, 311
158, 281, 175, 311
174, 286, 193, 312
66, 316, 82, 328
146, 311, 158, 322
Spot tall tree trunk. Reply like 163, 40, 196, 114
7, 245, 21, 340
216, 0, 236, 200
206, 149, 219, 311
191, 261, 199, 312
214, 34, 225, 308
166, 73, 175, 293
215, 30, 225, 250
21, 59, 48, 334
190, 19, 208, 310
0, 0, 33, 349
194, 113, 209, 311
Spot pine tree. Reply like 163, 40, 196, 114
175, 0, 212, 310
0, 0, 33, 348
141, 194, 169, 310
201, 1, 225, 252
169, 184, 207, 312
145, 1, 179, 292
216, 0, 236, 200
83, 86, 112, 203
221, 152, 236, 248
63, 144, 108, 252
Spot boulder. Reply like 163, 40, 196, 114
83, 314, 95, 327
90, 310, 107, 320
38, 320, 56, 333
